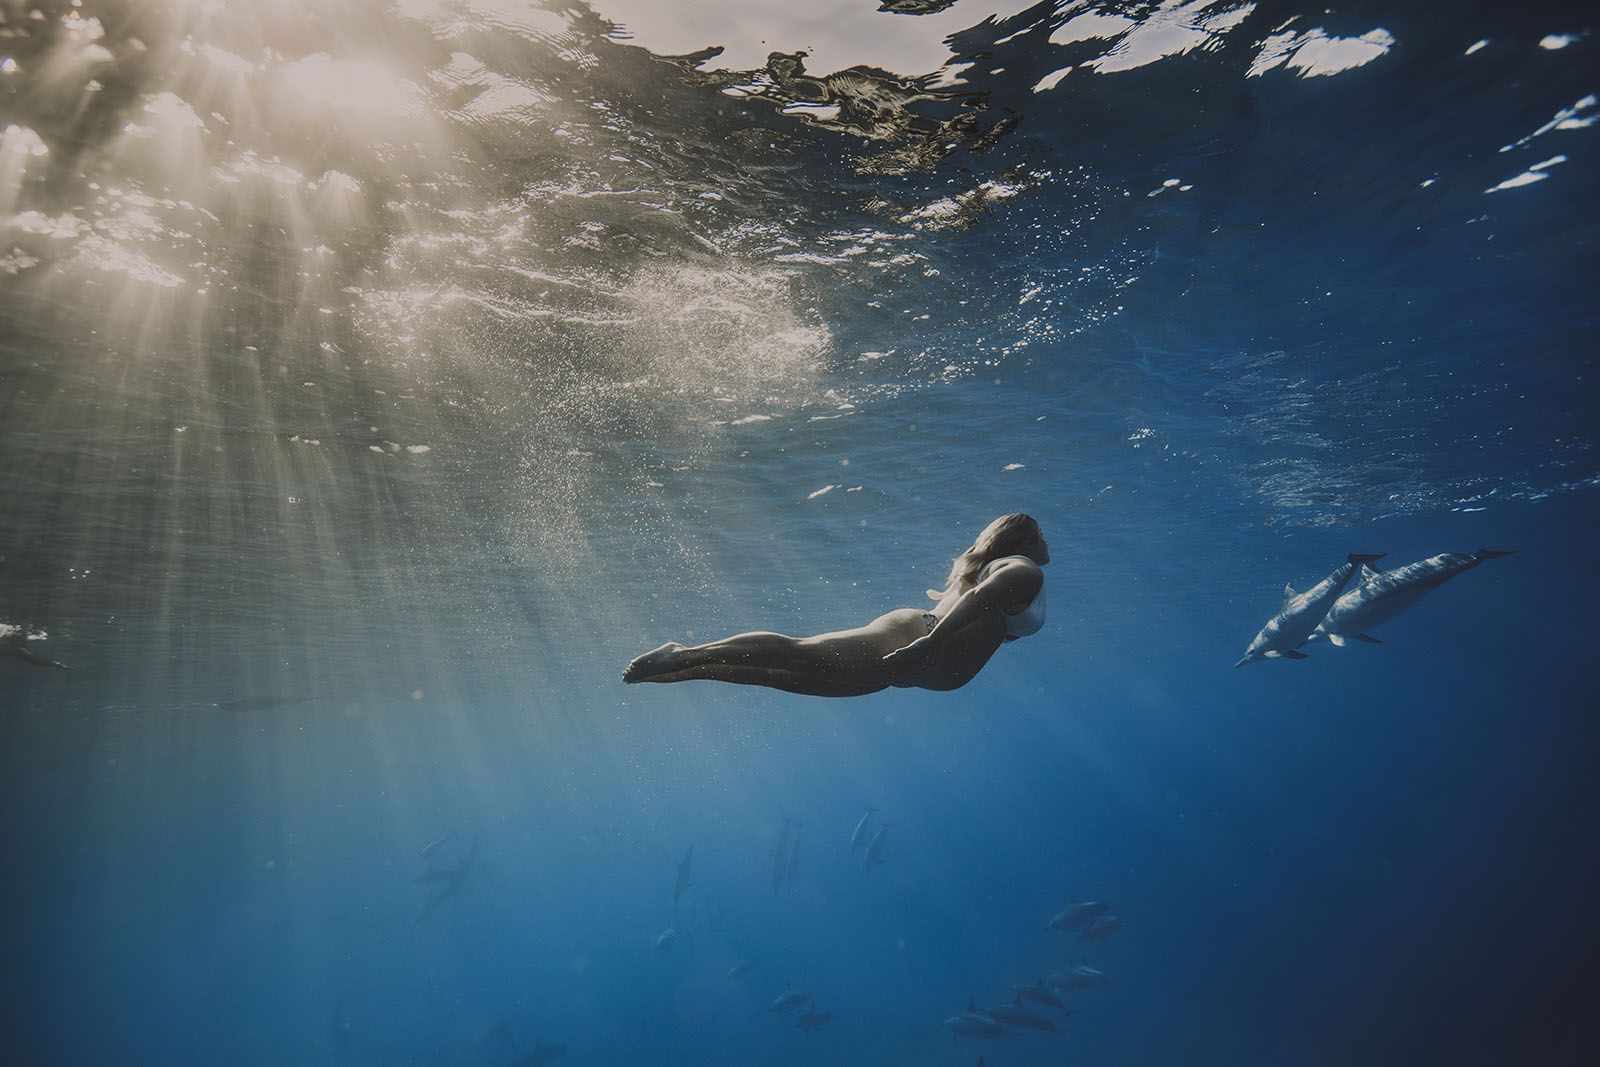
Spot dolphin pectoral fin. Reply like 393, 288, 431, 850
1353, 633, 1382, 644
1327, 633, 1348, 647
1283, 649, 1308, 659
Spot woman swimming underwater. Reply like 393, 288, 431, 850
622, 513, 1048, 697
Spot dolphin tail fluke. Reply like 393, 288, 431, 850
1352, 633, 1382, 643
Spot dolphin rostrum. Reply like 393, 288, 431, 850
1235, 553, 1387, 666
1307, 549, 1514, 647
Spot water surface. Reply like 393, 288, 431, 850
2, 1, 1596, 1064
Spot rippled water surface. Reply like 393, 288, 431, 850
2, 1, 1597, 1064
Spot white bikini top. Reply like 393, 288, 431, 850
979, 555, 1046, 639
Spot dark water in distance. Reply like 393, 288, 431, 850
1, 1, 1597, 1064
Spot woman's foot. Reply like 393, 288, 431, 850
623, 642, 689, 683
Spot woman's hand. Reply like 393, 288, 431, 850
882, 635, 936, 682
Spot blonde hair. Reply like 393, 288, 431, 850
928, 513, 1042, 600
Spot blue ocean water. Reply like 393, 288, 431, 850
1, 0, 1596, 1064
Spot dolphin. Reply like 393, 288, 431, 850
413, 865, 459, 886
1079, 914, 1126, 941
1235, 553, 1387, 666
725, 959, 755, 983
414, 838, 477, 924
797, 1007, 835, 1033
1308, 549, 1514, 647
849, 807, 877, 851
769, 985, 813, 1014
674, 844, 693, 903
418, 831, 456, 864
1048, 961, 1113, 991
944, 1000, 1009, 1040
415, 881, 461, 925
1013, 980, 1071, 1012
863, 823, 894, 872
784, 826, 803, 890
771, 818, 798, 893
0, 631, 71, 669
986, 997, 1062, 1032
1047, 896, 1109, 932
652, 928, 679, 951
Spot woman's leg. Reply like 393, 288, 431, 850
623, 611, 929, 697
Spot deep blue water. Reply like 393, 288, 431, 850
1, 1, 1597, 1064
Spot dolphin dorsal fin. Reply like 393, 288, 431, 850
1282, 582, 1297, 608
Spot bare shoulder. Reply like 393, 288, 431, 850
978, 556, 1044, 604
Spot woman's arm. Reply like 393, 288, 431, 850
931, 558, 1043, 637
881, 558, 1043, 675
